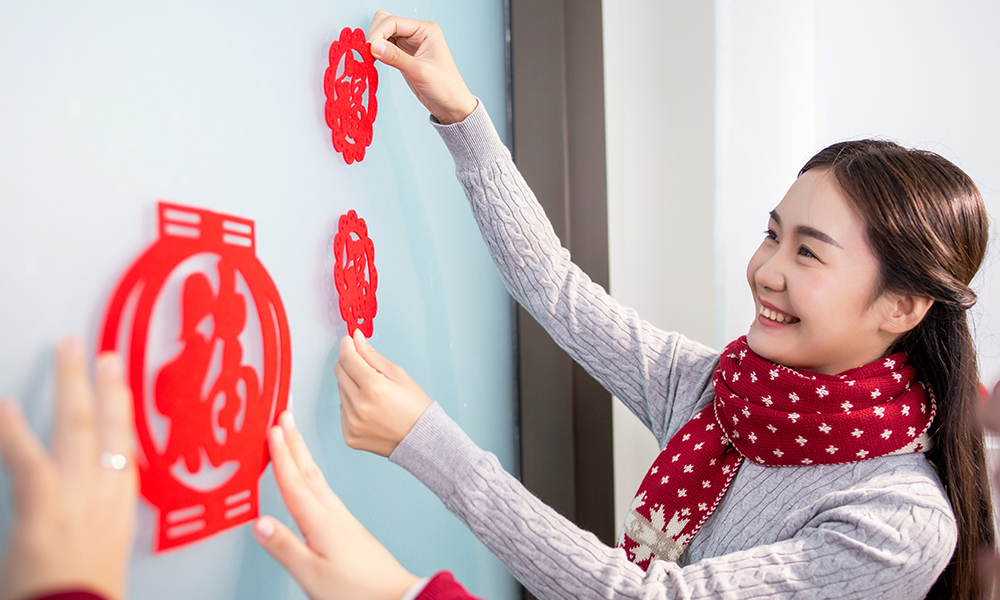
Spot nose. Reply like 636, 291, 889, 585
754, 250, 786, 292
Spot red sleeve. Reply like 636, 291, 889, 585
28, 591, 106, 600
416, 571, 487, 600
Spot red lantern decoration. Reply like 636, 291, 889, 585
99, 202, 291, 552
324, 27, 379, 164
333, 210, 377, 337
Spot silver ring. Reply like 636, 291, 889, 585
100, 452, 127, 471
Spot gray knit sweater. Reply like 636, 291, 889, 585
389, 103, 956, 599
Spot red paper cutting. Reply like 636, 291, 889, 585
333, 210, 377, 337
324, 27, 378, 164
99, 202, 291, 552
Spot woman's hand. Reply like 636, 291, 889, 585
334, 330, 433, 457
0, 337, 137, 600
252, 411, 419, 600
366, 10, 478, 124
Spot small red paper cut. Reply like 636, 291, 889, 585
324, 27, 378, 164
99, 202, 292, 553
333, 210, 377, 337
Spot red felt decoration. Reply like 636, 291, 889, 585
333, 210, 377, 337
99, 202, 291, 553
324, 27, 378, 164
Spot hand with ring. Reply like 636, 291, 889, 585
0, 337, 138, 600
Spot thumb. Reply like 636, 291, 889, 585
370, 39, 419, 75
252, 516, 318, 584
352, 329, 397, 377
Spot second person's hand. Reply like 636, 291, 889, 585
334, 329, 433, 457
366, 9, 478, 124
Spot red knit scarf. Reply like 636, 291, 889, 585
617, 336, 934, 569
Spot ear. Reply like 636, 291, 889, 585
879, 293, 934, 335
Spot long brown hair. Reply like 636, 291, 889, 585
801, 140, 994, 600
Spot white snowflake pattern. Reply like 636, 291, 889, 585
739, 350, 746, 360
706, 423, 716, 431
773, 449, 785, 457
788, 412, 801, 423
661, 476, 670, 484
742, 406, 751, 418
680, 507, 691, 517
871, 389, 881, 399
795, 436, 808, 446
857, 449, 870, 458
901, 405, 910, 416
845, 380, 856, 387
816, 385, 829, 398
801, 458, 813, 464
789, 392, 800, 403
683, 464, 694, 473
851, 428, 864, 438
884, 357, 896, 369
732, 415, 739, 425
709, 459, 717, 466
841, 401, 854, 412
672, 454, 681, 462
698, 503, 708, 511
677, 489, 687, 498
732, 372, 740, 382
702, 480, 711, 488
750, 372, 758, 383
767, 424, 778, 433
874, 406, 885, 418
682, 433, 691, 442
892, 373, 902, 382
881, 429, 892, 439
761, 395, 774, 406
907, 426, 916, 437
826, 445, 838, 454
770, 369, 779, 380
748, 432, 757, 443
819, 423, 832, 434
722, 465, 730, 474
919, 403, 926, 413
693, 442, 704, 450
651, 466, 658, 474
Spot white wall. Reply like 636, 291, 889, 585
606, 0, 1000, 534
603, 0, 716, 533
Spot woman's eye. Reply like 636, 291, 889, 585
764, 229, 778, 242
798, 245, 817, 259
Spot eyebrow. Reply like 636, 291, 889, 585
769, 210, 844, 249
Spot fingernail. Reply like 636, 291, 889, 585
254, 517, 276, 538
97, 353, 124, 378
271, 425, 285, 445
61, 336, 84, 359
371, 40, 386, 58
282, 411, 296, 431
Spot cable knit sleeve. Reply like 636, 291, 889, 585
391, 403, 956, 600
432, 101, 718, 444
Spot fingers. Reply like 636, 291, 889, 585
268, 424, 329, 551
277, 412, 342, 511
93, 353, 135, 461
336, 334, 381, 387
51, 337, 98, 477
0, 399, 52, 510
352, 329, 398, 378
333, 359, 360, 398
252, 516, 319, 584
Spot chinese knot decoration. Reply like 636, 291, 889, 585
324, 27, 378, 164
99, 202, 291, 552
333, 210, 377, 337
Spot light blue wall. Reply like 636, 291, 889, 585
0, 2, 517, 598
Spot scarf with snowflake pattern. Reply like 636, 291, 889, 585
617, 336, 934, 570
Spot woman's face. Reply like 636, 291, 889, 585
745, 169, 898, 375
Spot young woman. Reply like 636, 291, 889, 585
329, 10, 996, 600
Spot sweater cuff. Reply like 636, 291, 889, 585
415, 571, 482, 600
389, 402, 480, 498
430, 99, 511, 172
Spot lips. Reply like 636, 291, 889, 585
759, 303, 800, 324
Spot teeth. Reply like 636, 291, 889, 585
760, 305, 797, 324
